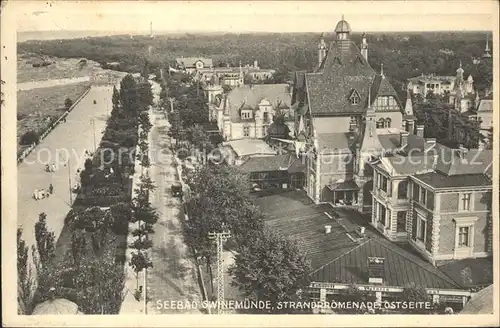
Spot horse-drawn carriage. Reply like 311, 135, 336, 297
33, 189, 50, 200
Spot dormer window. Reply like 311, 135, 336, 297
349, 89, 360, 105
241, 110, 253, 120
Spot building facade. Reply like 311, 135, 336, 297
215, 84, 294, 141
369, 117, 493, 263
175, 57, 213, 74
291, 17, 406, 212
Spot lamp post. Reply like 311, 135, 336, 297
68, 158, 73, 204
90, 118, 96, 153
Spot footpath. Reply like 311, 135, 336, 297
120, 81, 203, 314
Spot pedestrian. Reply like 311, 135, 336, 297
49, 183, 54, 194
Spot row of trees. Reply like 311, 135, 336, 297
17, 74, 155, 314
157, 72, 312, 313
159, 73, 220, 153
128, 88, 159, 299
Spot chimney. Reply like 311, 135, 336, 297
325, 225, 332, 234
254, 60, 258, 69
360, 226, 366, 235
400, 131, 409, 147
416, 124, 424, 138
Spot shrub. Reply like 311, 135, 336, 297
110, 202, 131, 235
19, 130, 39, 145
64, 98, 73, 110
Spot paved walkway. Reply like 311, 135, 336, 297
146, 107, 203, 314
120, 80, 202, 314
17, 85, 113, 251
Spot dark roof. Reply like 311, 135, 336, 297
412, 172, 492, 189
239, 154, 293, 173
305, 40, 377, 116
310, 238, 461, 289
370, 74, 401, 108
254, 190, 358, 269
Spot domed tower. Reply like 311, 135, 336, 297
318, 33, 328, 67
335, 15, 351, 41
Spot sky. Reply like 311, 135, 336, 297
9, 1, 496, 34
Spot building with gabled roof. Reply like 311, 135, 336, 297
253, 190, 475, 309
216, 84, 294, 141
175, 57, 213, 74
291, 17, 410, 212
369, 115, 493, 265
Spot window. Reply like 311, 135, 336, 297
419, 187, 427, 206
460, 193, 472, 211
397, 181, 408, 199
263, 112, 270, 122
416, 214, 426, 243
384, 118, 392, 128
397, 211, 407, 232
241, 110, 252, 119
379, 204, 387, 225
379, 175, 388, 193
243, 126, 250, 137
376, 118, 385, 129
458, 227, 470, 247
350, 90, 360, 105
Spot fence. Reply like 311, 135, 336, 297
17, 86, 92, 164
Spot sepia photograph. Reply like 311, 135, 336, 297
1, 1, 498, 327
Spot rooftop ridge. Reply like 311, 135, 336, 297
309, 238, 368, 275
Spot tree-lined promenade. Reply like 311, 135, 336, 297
17, 73, 156, 314
156, 72, 313, 313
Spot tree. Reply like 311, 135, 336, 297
139, 81, 154, 110
413, 96, 482, 148
34, 213, 56, 268
229, 228, 312, 313
71, 229, 87, 265
129, 251, 153, 290
19, 130, 39, 145
73, 250, 126, 314
141, 59, 150, 80
64, 97, 73, 110
120, 74, 141, 116
17, 228, 36, 314
112, 85, 120, 108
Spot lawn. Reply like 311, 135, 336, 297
17, 53, 99, 83
17, 81, 92, 150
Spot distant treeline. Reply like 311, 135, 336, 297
18, 31, 493, 95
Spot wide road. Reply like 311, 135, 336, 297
17, 85, 113, 251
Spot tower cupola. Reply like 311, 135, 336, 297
335, 15, 351, 40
